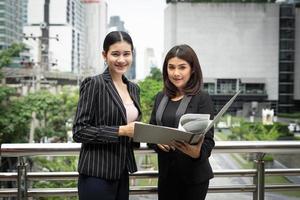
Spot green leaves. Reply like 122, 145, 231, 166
0, 88, 79, 143
138, 68, 163, 123
0, 43, 26, 68
230, 120, 282, 141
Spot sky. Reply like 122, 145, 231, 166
106, 0, 167, 78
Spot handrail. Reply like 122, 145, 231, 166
1, 141, 300, 157
1, 169, 300, 181
1, 141, 300, 200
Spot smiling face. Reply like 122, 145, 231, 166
167, 57, 192, 92
102, 41, 133, 76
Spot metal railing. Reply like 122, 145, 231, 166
1, 141, 300, 200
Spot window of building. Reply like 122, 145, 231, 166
280, 40, 294, 50
280, 29, 294, 39
217, 79, 236, 94
280, 6, 294, 17
279, 95, 293, 103
203, 83, 215, 94
279, 62, 294, 71
279, 51, 294, 61
279, 85, 293, 93
280, 18, 294, 28
279, 74, 293, 82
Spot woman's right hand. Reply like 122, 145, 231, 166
118, 122, 135, 138
157, 144, 175, 152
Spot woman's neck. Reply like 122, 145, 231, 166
171, 92, 185, 101
110, 71, 123, 84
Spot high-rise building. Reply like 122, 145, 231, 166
23, 0, 86, 73
21, 0, 28, 25
144, 47, 157, 76
108, 16, 125, 32
83, 0, 108, 75
164, 1, 300, 113
0, 0, 23, 49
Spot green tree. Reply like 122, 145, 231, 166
149, 67, 163, 81
24, 88, 78, 142
229, 121, 281, 141
0, 43, 26, 69
0, 43, 30, 143
138, 68, 163, 122
32, 156, 78, 200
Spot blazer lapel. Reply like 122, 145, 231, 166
102, 68, 127, 123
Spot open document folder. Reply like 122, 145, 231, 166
133, 90, 241, 145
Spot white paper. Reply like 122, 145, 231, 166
133, 91, 241, 144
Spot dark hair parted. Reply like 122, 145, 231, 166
103, 31, 134, 53
163, 44, 203, 98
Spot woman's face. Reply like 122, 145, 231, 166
103, 41, 133, 76
167, 57, 192, 92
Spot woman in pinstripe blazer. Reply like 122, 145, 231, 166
73, 31, 141, 200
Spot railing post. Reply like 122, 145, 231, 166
253, 153, 265, 200
17, 156, 28, 200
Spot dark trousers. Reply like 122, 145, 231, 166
78, 170, 129, 200
158, 175, 209, 200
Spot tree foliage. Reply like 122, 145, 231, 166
0, 43, 26, 68
138, 68, 163, 122
228, 120, 289, 141
0, 88, 79, 143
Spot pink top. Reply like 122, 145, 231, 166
124, 102, 138, 123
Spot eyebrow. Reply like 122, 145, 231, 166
111, 50, 131, 53
168, 63, 187, 66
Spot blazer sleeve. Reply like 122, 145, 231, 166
72, 77, 119, 144
197, 92, 215, 163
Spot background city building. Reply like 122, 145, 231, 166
164, 1, 300, 114
0, 0, 23, 49
144, 47, 158, 75
83, 0, 107, 75
23, 0, 86, 73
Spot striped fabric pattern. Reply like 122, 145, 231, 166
73, 68, 141, 180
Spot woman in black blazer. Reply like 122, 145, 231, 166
149, 44, 214, 200
73, 31, 141, 200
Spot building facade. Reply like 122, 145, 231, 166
23, 0, 86, 73
0, 0, 23, 49
164, 2, 300, 113
83, 0, 107, 76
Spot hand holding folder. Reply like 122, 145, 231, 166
133, 91, 240, 145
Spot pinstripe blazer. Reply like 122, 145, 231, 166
72, 68, 141, 180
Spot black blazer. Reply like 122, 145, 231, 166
149, 91, 214, 184
73, 68, 141, 180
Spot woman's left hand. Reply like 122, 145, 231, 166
171, 135, 204, 159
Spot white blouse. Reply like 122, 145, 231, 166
124, 102, 138, 123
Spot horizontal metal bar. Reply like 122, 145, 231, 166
0, 188, 18, 197
1, 169, 300, 181
208, 185, 256, 193
1, 184, 300, 198
1, 141, 300, 157
0, 172, 18, 181
265, 168, 300, 176
265, 184, 300, 191
213, 169, 256, 177
28, 172, 78, 180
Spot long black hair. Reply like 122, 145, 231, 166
163, 44, 203, 98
